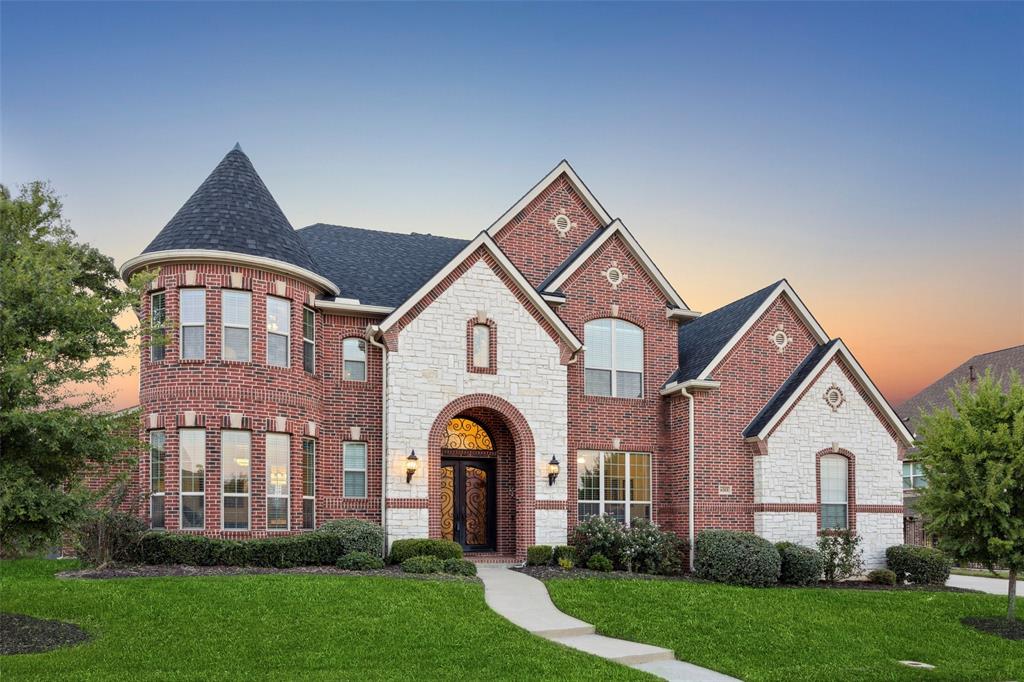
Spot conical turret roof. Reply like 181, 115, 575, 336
142, 145, 320, 274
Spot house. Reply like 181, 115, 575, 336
897, 345, 1024, 545
113, 145, 913, 567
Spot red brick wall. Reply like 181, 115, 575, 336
492, 174, 606, 288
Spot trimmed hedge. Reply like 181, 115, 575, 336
401, 555, 444, 574
527, 545, 553, 566
388, 539, 462, 565
442, 558, 477, 576
552, 545, 574, 564
695, 530, 781, 587
776, 542, 822, 586
336, 551, 385, 570
587, 554, 613, 572
867, 568, 897, 586
316, 519, 385, 556
886, 545, 952, 585
133, 532, 348, 567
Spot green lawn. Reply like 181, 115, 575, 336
545, 577, 1023, 682
0, 561, 649, 681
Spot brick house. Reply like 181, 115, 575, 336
114, 145, 912, 566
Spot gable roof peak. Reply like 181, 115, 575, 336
487, 160, 613, 236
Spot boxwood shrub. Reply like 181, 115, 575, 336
695, 529, 781, 587
388, 538, 462, 565
885, 544, 952, 585
132, 531, 348, 567
586, 554, 613, 572
316, 519, 385, 556
442, 558, 477, 576
401, 555, 444, 574
867, 568, 897, 586
336, 551, 385, 570
775, 542, 823, 586
526, 545, 553, 566
552, 545, 574, 565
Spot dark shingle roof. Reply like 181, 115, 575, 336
898, 344, 1024, 432
296, 224, 470, 307
743, 340, 839, 438
667, 280, 782, 385
142, 146, 320, 274
537, 225, 609, 291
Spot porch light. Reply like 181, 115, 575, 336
406, 450, 419, 484
548, 456, 560, 486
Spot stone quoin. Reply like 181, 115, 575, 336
106, 146, 912, 566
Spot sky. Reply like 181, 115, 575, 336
2, 1, 1022, 411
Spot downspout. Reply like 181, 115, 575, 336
679, 385, 696, 572
367, 326, 388, 559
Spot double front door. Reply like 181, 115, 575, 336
440, 458, 496, 551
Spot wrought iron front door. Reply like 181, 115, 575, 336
440, 458, 496, 551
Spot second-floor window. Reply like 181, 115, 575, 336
179, 289, 206, 360
472, 324, 490, 368
151, 292, 166, 361
584, 319, 644, 398
222, 290, 251, 362
302, 308, 315, 374
903, 461, 926, 490
343, 338, 366, 381
266, 296, 290, 368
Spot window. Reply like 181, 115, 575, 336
266, 433, 290, 530
222, 290, 251, 362
577, 450, 651, 526
820, 454, 849, 530
472, 324, 490, 368
179, 289, 206, 360
149, 430, 166, 528
584, 319, 643, 398
179, 428, 206, 529
343, 442, 367, 498
265, 296, 290, 367
151, 292, 166, 361
302, 439, 315, 529
221, 430, 251, 530
903, 461, 926, 490
302, 308, 315, 374
343, 338, 366, 381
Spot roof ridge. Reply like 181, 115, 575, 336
298, 222, 469, 243
969, 343, 1024, 360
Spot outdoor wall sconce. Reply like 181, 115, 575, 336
548, 455, 560, 486
406, 450, 418, 484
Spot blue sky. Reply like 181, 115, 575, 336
2, 1, 1022, 406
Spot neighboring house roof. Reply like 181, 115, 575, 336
742, 339, 914, 446
898, 344, 1024, 432
297, 224, 469, 307
141, 145, 321, 275
666, 279, 830, 386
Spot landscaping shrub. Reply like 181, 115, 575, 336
586, 554, 613, 572
336, 551, 385, 571
388, 539, 462, 564
75, 510, 147, 566
401, 555, 444, 574
572, 515, 626, 567
885, 545, 952, 585
867, 568, 897, 586
316, 519, 385, 556
817, 531, 864, 583
526, 545, 553, 566
776, 542, 823, 586
694, 529, 781, 587
552, 545, 574, 565
656, 531, 690, 576
442, 558, 477, 576
557, 557, 574, 570
621, 519, 664, 573
133, 531, 347, 567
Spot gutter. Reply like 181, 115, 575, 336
366, 325, 389, 559
317, 299, 394, 317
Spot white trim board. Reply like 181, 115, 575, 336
695, 280, 829, 381
486, 160, 612, 236
542, 219, 689, 311
378, 232, 583, 351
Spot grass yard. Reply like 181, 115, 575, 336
0, 561, 649, 681
545, 577, 1023, 682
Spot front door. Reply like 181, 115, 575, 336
440, 458, 496, 551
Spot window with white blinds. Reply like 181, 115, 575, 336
222, 290, 251, 362
584, 319, 643, 398
179, 428, 206, 529
266, 433, 290, 530
221, 430, 251, 530
820, 454, 849, 530
179, 289, 206, 360
266, 296, 290, 368
343, 442, 367, 498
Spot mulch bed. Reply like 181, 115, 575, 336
0, 613, 91, 655
514, 565, 972, 592
961, 616, 1024, 641
56, 564, 478, 582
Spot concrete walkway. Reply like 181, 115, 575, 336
476, 565, 739, 682
947, 573, 1022, 596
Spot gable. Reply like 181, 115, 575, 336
557, 231, 674, 308
489, 163, 610, 288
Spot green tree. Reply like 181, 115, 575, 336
915, 370, 1024, 621
0, 182, 148, 555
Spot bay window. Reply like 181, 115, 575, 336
221, 430, 251, 530
179, 428, 206, 529
222, 290, 251, 362
584, 319, 643, 398
577, 450, 651, 526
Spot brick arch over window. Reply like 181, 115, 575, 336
815, 448, 857, 533
427, 394, 536, 556
466, 318, 497, 374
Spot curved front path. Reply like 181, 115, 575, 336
476, 565, 740, 682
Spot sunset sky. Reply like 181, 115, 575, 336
3, 2, 1022, 411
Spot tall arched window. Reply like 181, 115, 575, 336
584, 319, 643, 398
820, 454, 849, 530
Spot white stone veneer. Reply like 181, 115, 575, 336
535, 509, 568, 545
386, 508, 429, 547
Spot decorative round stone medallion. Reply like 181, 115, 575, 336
823, 384, 845, 411
769, 325, 792, 353
550, 213, 574, 236
602, 263, 627, 290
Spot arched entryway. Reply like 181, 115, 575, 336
428, 395, 535, 557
